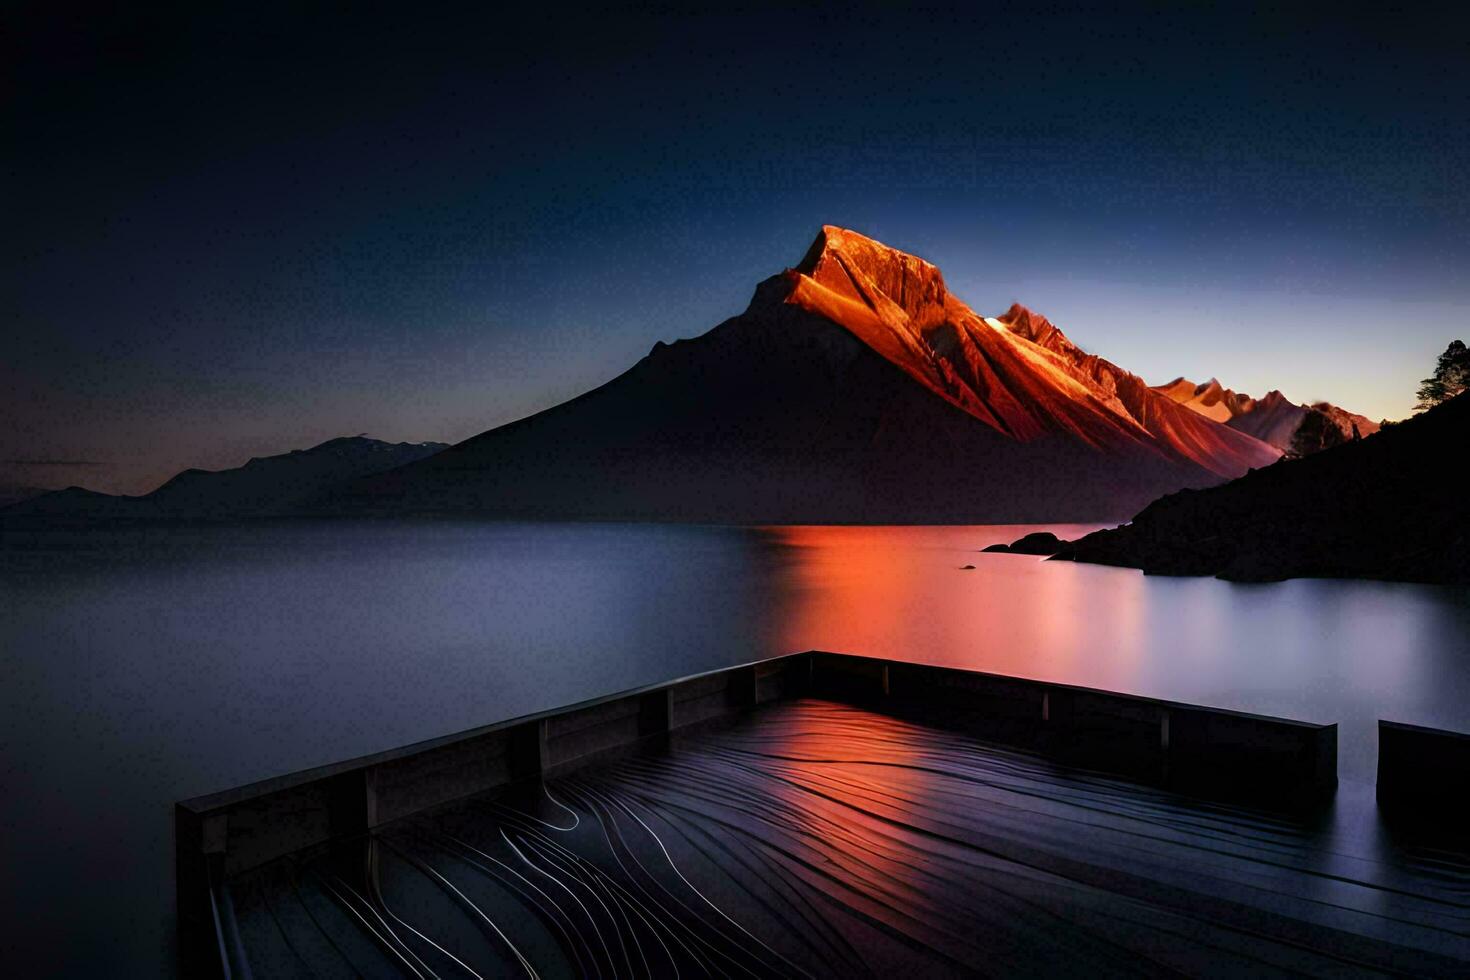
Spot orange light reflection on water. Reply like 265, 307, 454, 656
758, 524, 1148, 689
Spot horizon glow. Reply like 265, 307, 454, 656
7, 6, 1468, 495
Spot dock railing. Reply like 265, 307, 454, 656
179, 649, 1350, 974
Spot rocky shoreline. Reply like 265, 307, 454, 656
986, 395, 1468, 584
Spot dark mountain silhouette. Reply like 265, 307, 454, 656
325, 227, 1280, 523
1048, 394, 1468, 583
2, 436, 446, 524
1153, 377, 1379, 455
0, 482, 47, 508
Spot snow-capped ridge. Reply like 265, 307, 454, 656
1153, 377, 1378, 454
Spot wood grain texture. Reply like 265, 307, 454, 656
228, 700, 1470, 977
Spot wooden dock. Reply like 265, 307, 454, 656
179, 652, 1470, 977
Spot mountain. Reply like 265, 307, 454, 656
1152, 377, 1246, 424
1050, 394, 1469, 583
2, 436, 446, 524
992, 305, 1279, 477
327, 226, 1281, 523
1153, 377, 1379, 456
0, 482, 47, 508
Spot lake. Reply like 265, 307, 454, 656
2, 521, 1467, 974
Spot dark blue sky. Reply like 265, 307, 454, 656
6, 3, 1469, 494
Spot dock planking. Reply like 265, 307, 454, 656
224, 699, 1469, 978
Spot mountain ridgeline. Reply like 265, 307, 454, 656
326, 227, 1292, 523
4, 437, 446, 523
1153, 377, 1379, 456
5, 227, 1388, 529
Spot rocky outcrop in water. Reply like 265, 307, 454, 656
983, 531, 1066, 555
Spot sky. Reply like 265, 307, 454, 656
6, 3, 1469, 495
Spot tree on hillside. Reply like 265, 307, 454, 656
1415, 340, 1470, 411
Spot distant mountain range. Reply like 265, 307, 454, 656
3, 437, 445, 523
1048, 393, 1467, 583
5, 227, 1384, 527
323, 227, 1326, 522
0, 482, 46, 509
1153, 377, 1379, 456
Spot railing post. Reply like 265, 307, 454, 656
1160, 709, 1171, 783
509, 718, 549, 780
639, 688, 673, 735
326, 770, 377, 892
731, 663, 758, 707
176, 806, 229, 978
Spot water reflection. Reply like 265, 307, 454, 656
763, 523, 1144, 680
757, 524, 1470, 787
2, 520, 1469, 975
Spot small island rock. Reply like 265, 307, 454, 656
983, 531, 1067, 555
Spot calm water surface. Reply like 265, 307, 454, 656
2, 521, 1468, 974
